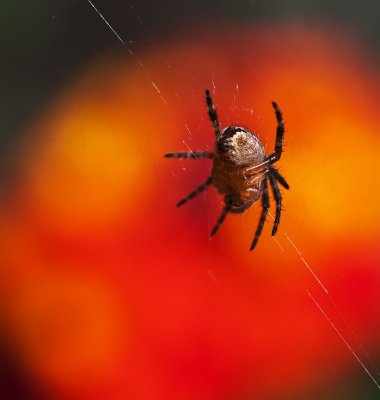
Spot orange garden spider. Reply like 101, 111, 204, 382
165, 90, 289, 250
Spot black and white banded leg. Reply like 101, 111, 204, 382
176, 176, 212, 207
270, 166, 289, 190
210, 199, 232, 237
205, 89, 221, 136
250, 178, 270, 251
267, 101, 285, 163
229, 201, 254, 215
269, 175, 282, 236
165, 151, 214, 159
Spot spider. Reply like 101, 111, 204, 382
165, 89, 289, 250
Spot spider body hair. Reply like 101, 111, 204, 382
165, 89, 289, 251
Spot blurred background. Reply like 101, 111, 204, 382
1, 1, 379, 399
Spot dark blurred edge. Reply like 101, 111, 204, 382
0, 0, 379, 397
0, 332, 52, 400
0, 0, 379, 158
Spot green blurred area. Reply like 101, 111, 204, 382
0, 0, 379, 154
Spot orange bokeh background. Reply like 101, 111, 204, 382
1, 24, 379, 399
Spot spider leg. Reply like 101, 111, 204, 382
269, 174, 282, 236
250, 178, 270, 251
241, 159, 272, 177
243, 165, 289, 193
272, 102, 285, 159
205, 89, 221, 136
264, 101, 285, 164
210, 200, 232, 237
165, 151, 214, 159
229, 201, 254, 214
270, 167, 289, 190
176, 177, 212, 207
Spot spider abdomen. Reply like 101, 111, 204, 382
216, 126, 265, 166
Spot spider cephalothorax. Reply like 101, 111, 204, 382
165, 89, 289, 251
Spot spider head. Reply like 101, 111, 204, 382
216, 126, 265, 166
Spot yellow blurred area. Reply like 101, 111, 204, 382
234, 44, 380, 249
290, 118, 380, 238
17, 59, 177, 236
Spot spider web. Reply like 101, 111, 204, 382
83, 1, 380, 391
2, 0, 380, 399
